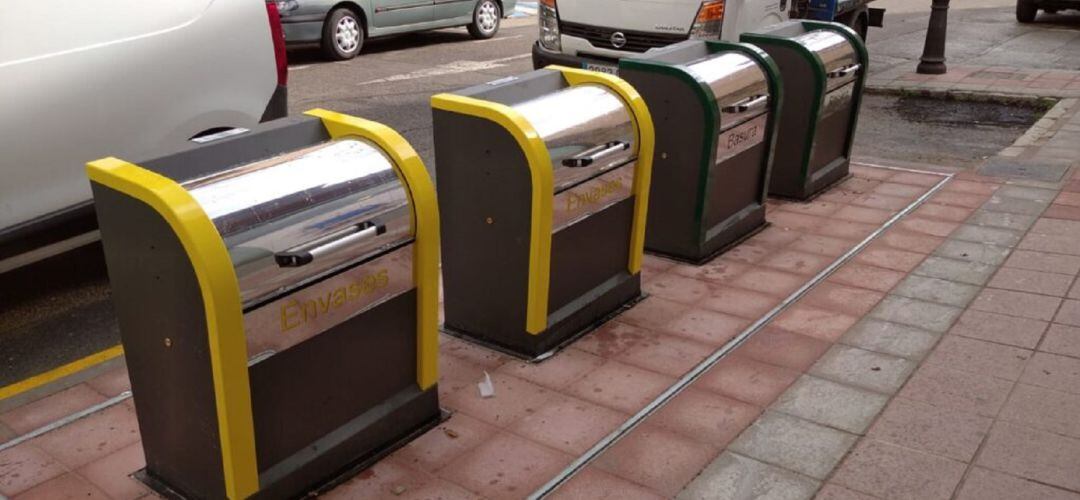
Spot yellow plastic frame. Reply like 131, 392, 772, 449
430, 67, 655, 335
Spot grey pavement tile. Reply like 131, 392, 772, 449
965, 209, 1037, 231
994, 185, 1058, 202
841, 319, 940, 361
869, 295, 963, 333
728, 411, 858, 480
914, 256, 997, 286
677, 451, 820, 500
772, 376, 889, 435
811, 345, 917, 395
892, 275, 982, 308
981, 195, 1051, 216
932, 239, 1012, 266
949, 224, 1023, 247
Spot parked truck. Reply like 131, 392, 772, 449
532, 0, 883, 73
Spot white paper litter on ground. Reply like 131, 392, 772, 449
478, 371, 495, 398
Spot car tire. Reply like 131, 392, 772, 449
322, 8, 364, 60
468, 0, 501, 39
1016, 0, 1037, 22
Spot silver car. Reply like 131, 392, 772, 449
279, 0, 518, 60
0, 0, 287, 273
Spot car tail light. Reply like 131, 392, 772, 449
265, 1, 288, 86
689, 0, 725, 39
539, 0, 561, 51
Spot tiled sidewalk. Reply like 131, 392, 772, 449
868, 65, 1080, 99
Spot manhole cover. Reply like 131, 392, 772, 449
979, 157, 1071, 182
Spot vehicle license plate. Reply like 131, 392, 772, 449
583, 62, 618, 75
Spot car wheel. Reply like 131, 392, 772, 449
468, 0, 501, 39
322, 8, 364, 60
1016, 0, 1037, 22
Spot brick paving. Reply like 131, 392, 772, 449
868, 65, 1080, 98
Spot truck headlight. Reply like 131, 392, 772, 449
539, 0, 561, 51
689, 0, 725, 39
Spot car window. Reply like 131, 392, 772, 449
0, 0, 216, 63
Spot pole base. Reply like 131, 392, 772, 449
917, 60, 947, 75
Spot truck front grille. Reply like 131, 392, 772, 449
560, 22, 688, 53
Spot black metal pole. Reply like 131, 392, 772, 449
917, 0, 950, 74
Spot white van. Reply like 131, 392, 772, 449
0, 0, 288, 273
532, 0, 789, 73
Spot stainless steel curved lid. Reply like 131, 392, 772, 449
511, 83, 637, 193
684, 52, 771, 131
184, 138, 412, 307
791, 30, 860, 91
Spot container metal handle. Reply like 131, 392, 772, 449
721, 94, 769, 114
827, 64, 861, 79
562, 141, 630, 168
274, 222, 386, 267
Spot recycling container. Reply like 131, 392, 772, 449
620, 40, 782, 263
87, 109, 441, 500
431, 66, 654, 359
741, 20, 868, 200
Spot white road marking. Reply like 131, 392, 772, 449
289, 64, 313, 71
358, 53, 531, 85
475, 34, 524, 43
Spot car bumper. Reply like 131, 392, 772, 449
532, 41, 612, 70
282, 19, 324, 44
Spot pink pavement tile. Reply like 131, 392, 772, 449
440, 354, 490, 394
749, 226, 805, 248
659, 307, 749, 346
769, 212, 831, 233
970, 288, 1062, 322
697, 354, 801, 407
851, 193, 912, 212
1063, 180, 1080, 193
790, 234, 858, 258
724, 242, 775, 265
873, 182, 929, 199
878, 228, 946, 254
437, 431, 572, 500
618, 296, 691, 332
831, 439, 967, 500
777, 200, 845, 217
642, 273, 713, 305
548, 466, 665, 500
75, 442, 148, 500
0, 385, 108, 435
925, 335, 1033, 381
85, 366, 132, 398
442, 372, 559, 428
898, 363, 1013, 417
800, 282, 885, 317
850, 165, 896, 181
837, 176, 882, 194
1041, 323, 1080, 358
670, 258, 751, 284
866, 397, 992, 462
1056, 191, 1080, 208
827, 262, 907, 293
833, 205, 895, 225
0, 444, 65, 496
949, 309, 1047, 349
394, 412, 499, 472
650, 388, 760, 450
988, 267, 1075, 297
817, 483, 879, 500
1020, 351, 1080, 396
30, 402, 140, 469
734, 327, 832, 372
642, 254, 678, 273
1004, 250, 1080, 275
816, 187, 863, 205
999, 383, 1080, 439
911, 203, 974, 222
760, 250, 833, 276
593, 423, 716, 497
574, 320, 650, 359
614, 333, 712, 378
326, 457, 475, 500
1054, 299, 1080, 327
812, 219, 880, 240
853, 245, 927, 272
928, 190, 986, 209
508, 394, 628, 455
441, 338, 511, 370
770, 305, 859, 342
566, 359, 676, 414
943, 179, 999, 196
977, 421, 1080, 492
10, 472, 109, 500
697, 284, 778, 320
1043, 204, 1080, 222
731, 267, 807, 297
496, 348, 605, 391
898, 217, 960, 238
957, 467, 1080, 500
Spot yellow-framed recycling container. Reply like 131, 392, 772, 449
431, 66, 655, 359
87, 110, 441, 500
